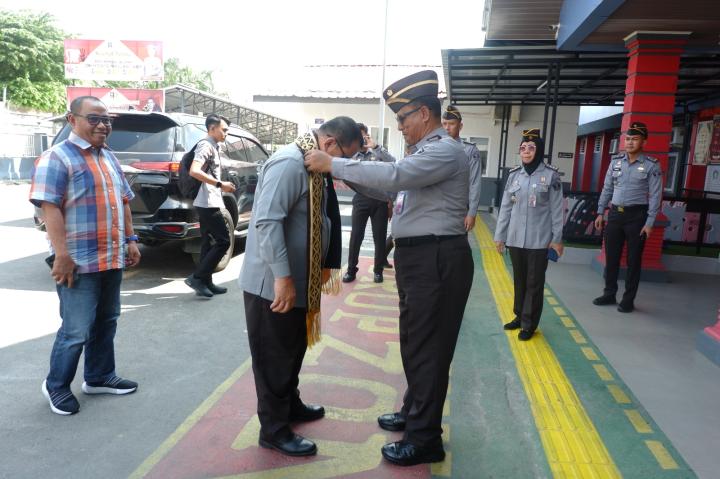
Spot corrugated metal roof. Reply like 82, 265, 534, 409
254, 65, 447, 100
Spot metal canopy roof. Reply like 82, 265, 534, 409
163, 84, 297, 151
442, 46, 720, 107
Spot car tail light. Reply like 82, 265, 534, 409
158, 225, 184, 233
131, 161, 178, 172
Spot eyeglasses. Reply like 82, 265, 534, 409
519, 145, 537, 152
73, 114, 114, 126
395, 106, 423, 125
332, 137, 348, 158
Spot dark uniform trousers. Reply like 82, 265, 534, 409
394, 235, 474, 447
194, 207, 231, 282
604, 206, 648, 303
347, 194, 389, 274
244, 292, 307, 440
508, 247, 549, 332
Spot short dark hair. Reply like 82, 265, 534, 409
318, 116, 363, 149
69, 96, 104, 114
357, 123, 368, 134
409, 96, 441, 119
205, 113, 230, 131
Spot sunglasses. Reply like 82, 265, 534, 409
395, 106, 423, 125
519, 145, 537, 152
74, 114, 114, 126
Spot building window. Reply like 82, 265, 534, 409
594, 136, 602, 153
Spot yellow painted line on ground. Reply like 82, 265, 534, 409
593, 364, 614, 382
559, 316, 575, 328
443, 398, 450, 416
129, 360, 252, 479
544, 288, 552, 296
568, 329, 587, 344
546, 296, 559, 306
553, 307, 567, 316
607, 384, 631, 404
645, 440, 680, 469
432, 452, 452, 476
581, 347, 600, 361
624, 410, 653, 434
474, 220, 620, 478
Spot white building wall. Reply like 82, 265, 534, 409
251, 100, 580, 181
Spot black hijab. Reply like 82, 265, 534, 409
521, 135, 545, 176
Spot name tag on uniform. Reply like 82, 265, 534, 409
394, 191, 406, 214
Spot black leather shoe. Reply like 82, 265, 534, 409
377, 412, 406, 431
290, 403, 325, 422
503, 318, 521, 330
207, 283, 227, 295
518, 329, 534, 341
617, 302, 634, 313
185, 275, 213, 298
593, 294, 616, 306
381, 440, 445, 466
342, 271, 356, 283
259, 433, 317, 457
383, 261, 393, 269
374, 272, 383, 283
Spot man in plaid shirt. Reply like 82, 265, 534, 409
30, 96, 141, 415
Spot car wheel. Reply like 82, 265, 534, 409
190, 208, 236, 272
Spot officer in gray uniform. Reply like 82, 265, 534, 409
344, 123, 396, 284
442, 105, 482, 231
593, 122, 662, 313
304, 70, 473, 467
494, 129, 564, 340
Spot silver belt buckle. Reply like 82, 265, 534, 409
617, 206, 625, 213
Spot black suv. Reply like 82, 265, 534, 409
41, 111, 269, 271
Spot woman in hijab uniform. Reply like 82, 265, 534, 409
494, 129, 564, 340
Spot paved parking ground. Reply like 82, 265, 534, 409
0, 183, 708, 478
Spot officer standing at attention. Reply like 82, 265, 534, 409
343, 123, 396, 284
494, 129, 564, 340
442, 105, 482, 230
593, 122, 662, 313
304, 70, 473, 467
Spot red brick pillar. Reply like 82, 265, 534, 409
595, 31, 689, 280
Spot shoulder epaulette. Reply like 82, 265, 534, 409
545, 163, 559, 171
645, 156, 658, 163
611, 153, 625, 160
509, 165, 522, 173
462, 140, 475, 146
426, 135, 442, 143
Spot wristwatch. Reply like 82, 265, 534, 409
126, 234, 139, 243
215, 181, 222, 188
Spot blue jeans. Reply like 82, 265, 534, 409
46, 269, 123, 392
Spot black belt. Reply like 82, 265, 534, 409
394, 234, 465, 248
611, 204, 648, 213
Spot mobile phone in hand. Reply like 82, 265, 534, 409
45, 254, 80, 282
547, 247, 559, 262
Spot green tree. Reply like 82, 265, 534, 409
0, 10, 68, 112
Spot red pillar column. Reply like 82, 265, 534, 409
698, 308, 720, 367
595, 31, 689, 280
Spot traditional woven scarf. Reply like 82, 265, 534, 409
294, 132, 342, 347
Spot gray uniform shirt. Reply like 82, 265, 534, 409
597, 153, 663, 228
494, 163, 564, 249
239, 143, 330, 308
345, 146, 397, 202
192, 137, 224, 208
332, 127, 469, 238
462, 140, 482, 216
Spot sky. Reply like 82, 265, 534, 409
1, 0, 486, 103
